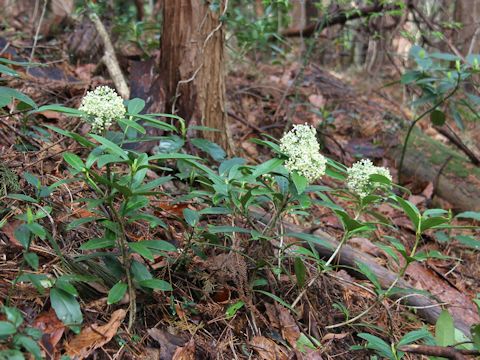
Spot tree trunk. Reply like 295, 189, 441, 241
159, 0, 230, 151
453, 0, 480, 55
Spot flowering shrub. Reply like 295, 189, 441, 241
346, 159, 392, 198
79, 86, 126, 133
279, 124, 327, 182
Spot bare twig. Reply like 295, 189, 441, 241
89, 12, 130, 99
398, 344, 479, 360
434, 125, 480, 165
28, 0, 47, 70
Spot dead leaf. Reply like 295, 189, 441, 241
308, 94, 326, 108
264, 303, 280, 329
51, 0, 74, 17
172, 338, 195, 360
148, 328, 187, 360
33, 309, 66, 357
250, 336, 288, 360
275, 303, 301, 348
1, 220, 23, 247
65, 309, 126, 359
321, 332, 349, 342
408, 195, 425, 207
422, 182, 434, 199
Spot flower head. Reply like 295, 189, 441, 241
280, 124, 327, 182
346, 159, 392, 198
79, 86, 126, 133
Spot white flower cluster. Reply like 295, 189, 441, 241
280, 124, 327, 182
79, 86, 126, 133
346, 159, 392, 198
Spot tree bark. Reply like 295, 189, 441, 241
158, 0, 230, 150
453, 0, 480, 56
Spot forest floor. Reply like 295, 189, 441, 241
1, 29, 480, 360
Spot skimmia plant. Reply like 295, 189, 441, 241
0, 81, 479, 358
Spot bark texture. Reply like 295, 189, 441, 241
453, 0, 480, 55
159, 0, 229, 150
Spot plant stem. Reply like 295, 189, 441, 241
106, 164, 136, 331
398, 75, 461, 183
109, 202, 136, 331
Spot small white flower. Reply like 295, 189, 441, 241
346, 159, 392, 198
280, 124, 327, 182
79, 86, 126, 133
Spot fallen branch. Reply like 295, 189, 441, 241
89, 12, 130, 99
398, 344, 479, 360
251, 209, 475, 336
281, 2, 403, 38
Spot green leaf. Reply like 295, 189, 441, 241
96, 154, 127, 168
255, 290, 296, 312
3, 307, 23, 328
24, 252, 39, 270
107, 282, 128, 305
80, 237, 115, 250
67, 217, 98, 230
7, 194, 38, 203
13, 335, 42, 360
23, 172, 40, 189
129, 242, 154, 261
291, 171, 308, 195
140, 240, 176, 252
472, 324, 480, 349
420, 217, 448, 232
455, 235, 480, 249
285, 232, 335, 250
55, 278, 79, 297
32, 104, 85, 116
50, 288, 83, 329
456, 211, 480, 221
334, 210, 368, 233
24, 327, 42, 340
430, 109, 446, 126
225, 301, 245, 319
435, 310, 455, 346
191, 138, 226, 161
0, 64, 19, 76
356, 261, 381, 290
183, 208, 199, 227
294, 257, 306, 288
131, 260, 153, 282
398, 328, 432, 347
149, 153, 201, 161
0, 349, 24, 360
127, 98, 145, 114
63, 153, 84, 171
139, 279, 173, 291
0, 86, 37, 108
357, 333, 394, 358
14, 225, 31, 249
393, 196, 421, 231
25, 223, 46, 240
118, 118, 146, 134
0, 321, 16, 337
89, 134, 128, 160
249, 158, 283, 179
208, 225, 251, 234
198, 207, 231, 215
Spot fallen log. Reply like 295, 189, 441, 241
281, 2, 403, 38
252, 210, 478, 336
